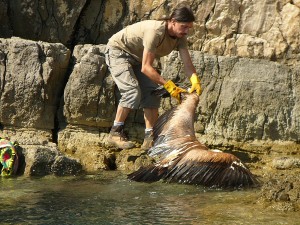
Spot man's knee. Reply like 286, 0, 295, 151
120, 87, 141, 109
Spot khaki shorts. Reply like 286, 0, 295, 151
105, 46, 160, 109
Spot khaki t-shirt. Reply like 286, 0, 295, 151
107, 20, 187, 62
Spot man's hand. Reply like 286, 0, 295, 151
189, 73, 201, 95
164, 80, 187, 103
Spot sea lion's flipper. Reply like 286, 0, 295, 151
164, 149, 260, 188
127, 165, 167, 182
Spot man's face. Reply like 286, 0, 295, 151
171, 19, 193, 38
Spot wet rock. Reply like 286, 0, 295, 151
57, 125, 118, 172
278, 192, 290, 201
21, 144, 83, 176
51, 156, 82, 176
258, 172, 300, 211
23, 145, 57, 176
115, 148, 154, 172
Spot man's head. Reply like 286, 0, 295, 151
168, 4, 195, 38
170, 4, 195, 23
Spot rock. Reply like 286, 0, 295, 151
51, 156, 82, 176
1, 1, 300, 178
0, 1, 299, 63
0, 1, 12, 37
163, 51, 300, 149
0, 37, 70, 131
258, 172, 300, 211
1, 37, 300, 175
278, 192, 290, 201
6, 0, 87, 46
63, 44, 114, 128
57, 125, 114, 172
272, 157, 300, 169
20, 144, 83, 176
0, 1, 127, 48
280, 3, 300, 57
22, 145, 59, 176
57, 44, 146, 172
115, 148, 154, 172
0, 128, 53, 146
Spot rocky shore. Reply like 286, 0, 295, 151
1, 0, 300, 211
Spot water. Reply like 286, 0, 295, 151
0, 171, 299, 225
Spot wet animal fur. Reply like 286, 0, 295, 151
128, 92, 259, 189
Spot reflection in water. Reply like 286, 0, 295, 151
0, 172, 298, 224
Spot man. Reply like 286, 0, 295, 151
105, 4, 201, 150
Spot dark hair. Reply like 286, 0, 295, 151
169, 4, 195, 22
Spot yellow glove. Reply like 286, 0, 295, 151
163, 80, 187, 103
189, 73, 202, 95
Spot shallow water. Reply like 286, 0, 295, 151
0, 171, 299, 225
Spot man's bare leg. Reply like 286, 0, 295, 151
106, 105, 135, 149
114, 105, 131, 123
141, 108, 159, 150
143, 108, 159, 129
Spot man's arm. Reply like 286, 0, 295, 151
179, 48, 196, 78
179, 48, 202, 95
141, 48, 187, 103
141, 48, 166, 85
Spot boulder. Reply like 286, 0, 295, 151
21, 144, 82, 176
0, 37, 70, 141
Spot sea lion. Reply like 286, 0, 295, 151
128, 92, 259, 189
